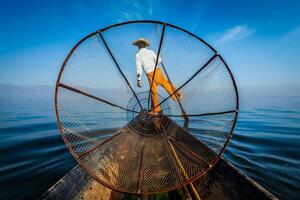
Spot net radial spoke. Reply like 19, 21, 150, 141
77, 130, 124, 158
150, 53, 218, 112
98, 31, 143, 110
58, 83, 138, 113
167, 136, 210, 166
62, 126, 104, 141
163, 110, 237, 118
147, 23, 166, 110
165, 137, 189, 180
166, 138, 202, 200
137, 144, 144, 193
160, 62, 189, 125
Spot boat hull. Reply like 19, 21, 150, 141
39, 156, 277, 200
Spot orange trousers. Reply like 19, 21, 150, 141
147, 68, 177, 112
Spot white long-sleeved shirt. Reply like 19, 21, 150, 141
135, 48, 162, 81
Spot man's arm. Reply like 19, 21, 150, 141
136, 54, 142, 87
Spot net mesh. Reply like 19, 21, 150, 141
55, 21, 238, 194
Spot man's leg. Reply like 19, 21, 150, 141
150, 83, 161, 113
147, 72, 161, 113
159, 70, 183, 100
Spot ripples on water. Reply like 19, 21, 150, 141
0, 98, 76, 200
0, 96, 299, 200
224, 97, 300, 200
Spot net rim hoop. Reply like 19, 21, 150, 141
54, 20, 239, 194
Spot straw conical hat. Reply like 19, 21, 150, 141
132, 38, 150, 46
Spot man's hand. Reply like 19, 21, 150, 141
137, 80, 142, 88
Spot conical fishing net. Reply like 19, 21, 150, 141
55, 21, 239, 194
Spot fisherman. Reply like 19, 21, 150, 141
132, 38, 183, 115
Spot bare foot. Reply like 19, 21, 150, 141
149, 111, 159, 115
176, 91, 183, 100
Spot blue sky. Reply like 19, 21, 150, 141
0, 0, 299, 96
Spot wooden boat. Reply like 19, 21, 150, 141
40, 119, 278, 200
39, 157, 278, 200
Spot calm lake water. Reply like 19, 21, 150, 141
0, 94, 299, 200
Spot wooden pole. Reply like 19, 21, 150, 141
166, 138, 202, 200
